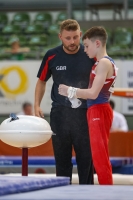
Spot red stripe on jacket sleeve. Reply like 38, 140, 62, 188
40, 54, 55, 81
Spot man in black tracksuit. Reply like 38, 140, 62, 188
34, 19, 94, 184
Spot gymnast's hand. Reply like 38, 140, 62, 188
58, 84, 69, 97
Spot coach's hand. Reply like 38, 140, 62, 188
58, 84, 69, 97
34, 106, 44, 118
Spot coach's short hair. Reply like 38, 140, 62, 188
60, 19, 80, 33
82, 26, 107, 46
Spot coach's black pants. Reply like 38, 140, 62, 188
50, 106, 93, 184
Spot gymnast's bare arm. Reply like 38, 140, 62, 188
59, 58, 113, 100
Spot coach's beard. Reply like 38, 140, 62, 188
63, 43, 79, 53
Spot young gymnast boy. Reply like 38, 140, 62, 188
58, 26, 118, 185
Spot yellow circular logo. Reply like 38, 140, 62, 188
0, 66, 28, 98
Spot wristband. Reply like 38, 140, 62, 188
67, 87, 78, 98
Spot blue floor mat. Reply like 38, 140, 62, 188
0, 176, 70, 196
0, 185, 133, 200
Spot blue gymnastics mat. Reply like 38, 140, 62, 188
0, 185, 133, 200
0, 176, 70, 196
